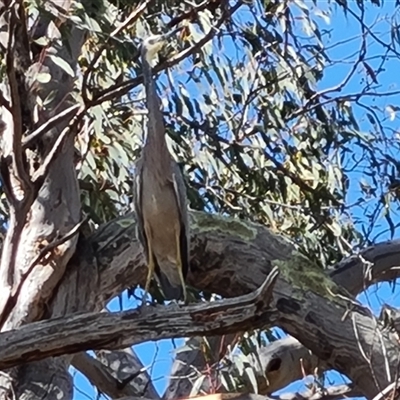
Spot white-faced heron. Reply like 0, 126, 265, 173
133, 29, 190, 304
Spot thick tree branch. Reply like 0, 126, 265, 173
72, 349, 158, 400
372, 379, 400, 400
94, 348, 158, 399
114, 384, 364, 400
0, 0, 93, 398
0, 247, 398, 400
63, 211, 400, 398
82, 212, 400, 309
86, 212, 292, 306
0, 195, 398, 397
329, 239, 400, 295
0, 268, 279, 369
5, 5, 30, 199
72, 352, 131, 398
75, 213, 400, 318
164, 335, 320, 398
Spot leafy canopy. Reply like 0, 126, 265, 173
2, 0, 399, 277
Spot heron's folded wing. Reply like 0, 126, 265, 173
133, 157, 149, 258
170, 162, 190, 279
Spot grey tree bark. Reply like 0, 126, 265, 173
1, 1, 400, 400
0, 210, 399, 398
0, 0, 89, 398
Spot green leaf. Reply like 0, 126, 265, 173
33, 37, 49, 46
115, 218, 133, 228
190, 375, 205, 396
36, 72, 51, 83
245, 366, 258, 394
49, 55, 75, 77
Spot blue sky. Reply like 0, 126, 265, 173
72, 1, 400, 399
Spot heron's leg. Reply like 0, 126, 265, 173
175, 227, 187, 305
142, 224, 155, 305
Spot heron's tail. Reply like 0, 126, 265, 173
157, 269, 184, 301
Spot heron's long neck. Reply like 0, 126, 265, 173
142, 57, 169, 158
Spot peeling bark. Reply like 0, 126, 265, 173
0, 243, 398, 399
65, 213, 400, 398
72, 348, 158, 400
121, 386, 364, 400
0, 191, 399, 399
0, 2, 399, 397
0, 1, 90, 398
0, 268, 279, 369
94, 348, 158, 398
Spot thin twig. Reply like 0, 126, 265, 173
0, 215, 87, 329
22, 104, 80, 149
346, 5, 400, 60
167, 0, 215, 27
31, 105, 85, 185
90, 0, 243, 107
82, 0, 151, 103
11, 216, 87, 298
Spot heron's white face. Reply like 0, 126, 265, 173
142, 35, 167, 64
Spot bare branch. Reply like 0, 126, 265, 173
5, 5, 31, 202
88, 213, 400, 312
259, 337, 321, 395
372, 379, 400, 400
72, 352, 125, 396
122, 385, 364, 400
328, 239, 400, 296
72, 351, 153, 399
379, 304, 400, 336
22, 104, 80, 149
95, 348, 159, 398
0, 268, 279, 370
82, 0, 151, 103
79, 211, 400, 399
167, 0, 220, 27
90, 0, 244, 107
31, 105, 84, 186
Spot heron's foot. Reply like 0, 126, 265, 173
166, 299, 182, 310
177, 296, 190, 307
183, 286, 198, 305
139, 290, 152, 309
138, 299, 156, 317
182, 295, 189, 306
139, 300, 149, 309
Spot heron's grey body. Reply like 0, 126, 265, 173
133, 32, 189, 302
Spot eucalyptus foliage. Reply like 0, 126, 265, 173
70, 0, 400, 270
0, 4, 397, 275
2, 0, 400, 394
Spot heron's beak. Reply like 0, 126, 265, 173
159, 26, 184, 43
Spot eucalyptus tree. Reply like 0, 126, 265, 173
0, 0, 400, 399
